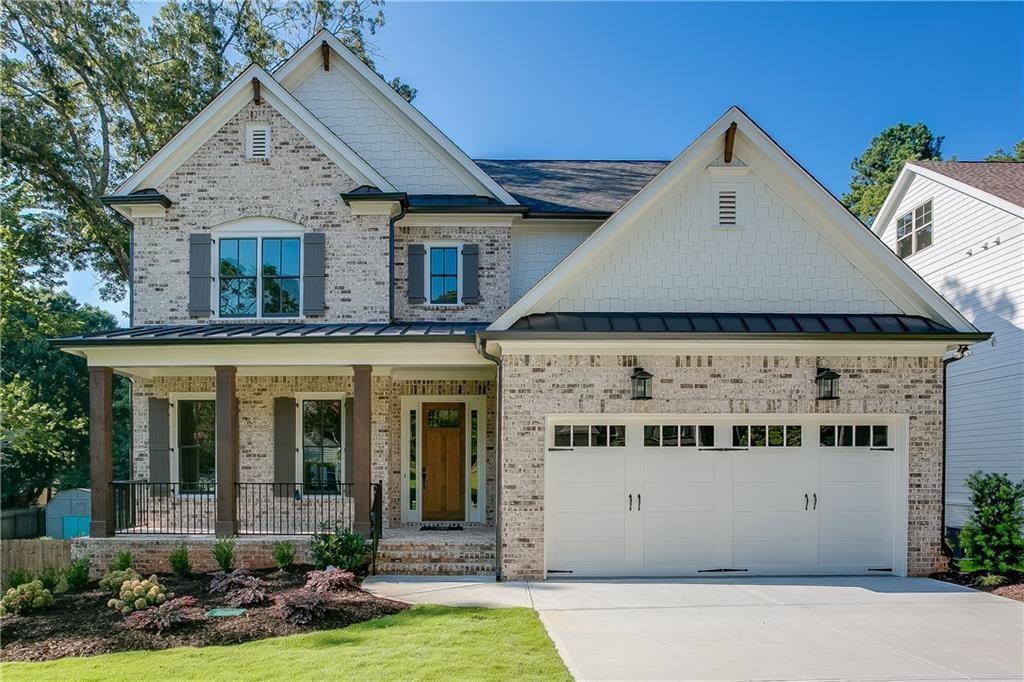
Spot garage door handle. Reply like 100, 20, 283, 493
628, 494, 633, 511
813, 493, 817, 510
804, 493, 809, 510
637, 494, 641, 511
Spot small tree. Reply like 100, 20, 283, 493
959, 471, 1024, 575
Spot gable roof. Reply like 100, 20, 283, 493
275, 30, 518, 205
490, 106, 977, 333
474, 160, 668, 216
914, 161, 1024, 207
113, 64, 392, 197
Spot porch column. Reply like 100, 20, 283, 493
215, 366, 239, 536
89, 367, 115, 537
353, 365, 372, 535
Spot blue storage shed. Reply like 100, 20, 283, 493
45, 488, 91, 538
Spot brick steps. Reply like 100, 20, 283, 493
373, 533, 496, 576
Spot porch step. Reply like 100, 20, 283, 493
373, 530, 496, 576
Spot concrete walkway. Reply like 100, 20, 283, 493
364, 575, 1024, 681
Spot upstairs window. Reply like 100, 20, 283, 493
218, 236, 301, 317
896, 200, 933, 258
246, 123, 270, 159
429, 245, 460, 305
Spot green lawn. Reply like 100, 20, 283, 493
2, 606, 571, 682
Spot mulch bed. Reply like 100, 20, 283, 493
930, 570, 1024, 603
0, 568, 408, 662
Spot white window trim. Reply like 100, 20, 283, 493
294, 392, 347, 496
245, 122, 271, 160
168, 392, 216, 496
400, 394, 487, 523
211, 219, 305, 320
894, 198, 934, 259
423, 241, 464, 307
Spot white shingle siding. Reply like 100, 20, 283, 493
511, 225, 595, 301
550, 168, 900, 314
293, 68, 474, 195
881, 172, 1024, 528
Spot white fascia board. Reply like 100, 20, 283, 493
489, 107, 742, 330
485, 338, 970, 358
397, 214, 520, 228
490, 106, 977, 333
871, 165, 917, 238
275, 30, 518, 205
347, 200, 404, 217
67, 342, 490, 370
114, 64, 393, 196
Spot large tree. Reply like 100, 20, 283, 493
843, 123, 944, 225
1, 0, 412, 300
986, 141, 1024, 161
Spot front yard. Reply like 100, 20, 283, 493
2, 605, 571, 681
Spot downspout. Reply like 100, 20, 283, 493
476, 336, 503, 581
388, 201, 408, 324
941, 344, 972, 559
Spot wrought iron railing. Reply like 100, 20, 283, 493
370, 480, 383, 574
112, 480, 216, 534
235, 482, 354, 535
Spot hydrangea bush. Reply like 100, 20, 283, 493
1, 580, 54, 616
99, 568, 141, 594
106, 576, 173, 615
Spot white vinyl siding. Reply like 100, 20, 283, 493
881, 173, 1024, 527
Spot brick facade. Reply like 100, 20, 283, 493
499, 354, 946, 580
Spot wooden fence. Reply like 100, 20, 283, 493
0, 538, 72, 587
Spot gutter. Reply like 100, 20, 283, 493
388, 201, 407, 323
477, 330, 992, 343
475, 336, 503, 582
941, 344, 972, 561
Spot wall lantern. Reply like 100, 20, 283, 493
630, 367, 653, 401
815, 368, 840, 401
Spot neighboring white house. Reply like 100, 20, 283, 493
874, 161, 1024, 531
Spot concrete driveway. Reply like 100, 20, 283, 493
364, 575, 1024, 681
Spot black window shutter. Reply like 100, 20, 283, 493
188, 234, 212, 316
273, 397, 296, 496
461, 243, 480, 304
148, 398, 171, 496
408, 243, 426, 303
303, 233, 326, 316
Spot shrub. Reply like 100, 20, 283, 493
212, 537, 235, 573
959, 471, 1024, 575
37, 565, 62, 592
309, 524, 367, 572
978, 573, 1009, 588
169, 544, 191, 577
6, 569, 32, 590
273, 590, 329, 624
305, 568, 358, 593
125, 596, 201, 633
272, 541, 296, 571
112, 550, 133, 571
106, 575, 173, 615
1, 580, 54, 615
209, 569, 267, 606
65, 558, 91, 590
224, 584, 268, 607
99, 568, 141, 595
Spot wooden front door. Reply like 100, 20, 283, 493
422, 403, 465, 521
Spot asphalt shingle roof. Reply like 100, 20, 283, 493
473, 159, 669, 215
914, 161, 1024, 207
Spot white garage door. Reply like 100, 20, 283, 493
545, 419, 898, 577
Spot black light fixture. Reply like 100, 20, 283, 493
630, 367, 653, 400
815, 367, 840, 401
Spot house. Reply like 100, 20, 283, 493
873, 161, 1024, 536
55, 30, 988, 580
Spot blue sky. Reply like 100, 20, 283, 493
73, 1, 1023, 323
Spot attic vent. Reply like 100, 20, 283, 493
718, 189, 737, 226
247, 124, 270, 159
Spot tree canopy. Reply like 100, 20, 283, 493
986, 141, 1024, 161
842, 122, 944, 225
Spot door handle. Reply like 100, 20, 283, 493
637, 494, 641, 511
813, 493, 817, 510
804, 493, 809, 510
628, 493, 633, 511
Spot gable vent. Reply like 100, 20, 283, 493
718, 189, 737, 226
247, 124, 270, 159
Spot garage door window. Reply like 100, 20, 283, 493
732, 424, 801, 447
553, 424, 626, 447
819, 424, 888, 447
643, 424, 714, 447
